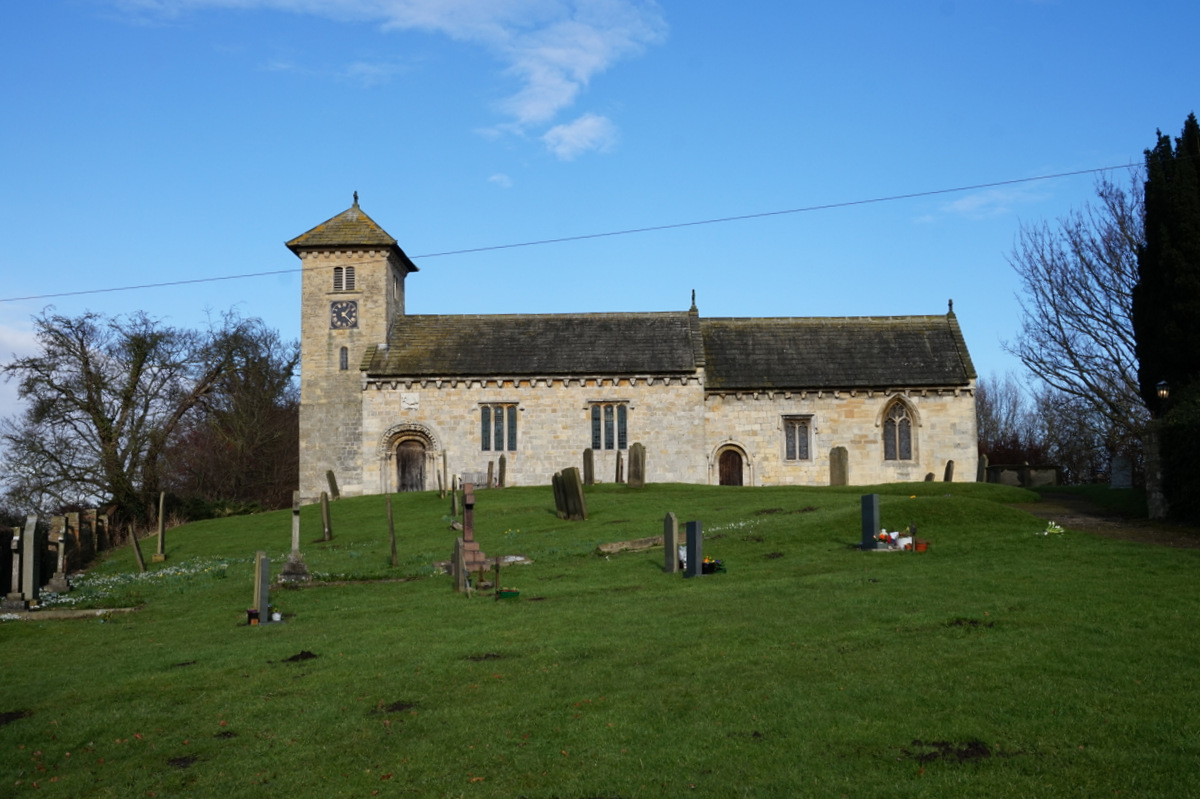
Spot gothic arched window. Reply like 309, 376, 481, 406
883, 401, 913, 461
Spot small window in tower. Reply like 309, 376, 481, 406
339, 347, 348, 371
333, 267, 344, 292
345, 266, 356, 291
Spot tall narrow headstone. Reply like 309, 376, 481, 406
45, 524, 70, 594
943, 460, 955, 483
451, 485, 461, 518
326, 470, 340, 500
487, 460, 494, 488
320, 491, 332, 541
628, 442, 646, 488
684, 521, 703, 579
556, 467, 587, 521
860, 494, 881, 550
441, 452, 449, 500
253, 551, 270, 622
63, 513, 82, 571
129, 518, 147, 573
387, 492, 398, 568
498, 454, 507, 488
280, 491, 310, 582
79, 509, 96, 564
977, 453, 989, 483
830, 446, 849, 486
582, 449, 595, 486
615, 451, 624, 484
20, 515, 40, 604
663, 512, 679, 573
3, 526, 25, 610
153, 492, 167, 562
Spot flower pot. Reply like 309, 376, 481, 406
497, 588, 520, 600
915, 540, 929, 552
247, 609, 260, 625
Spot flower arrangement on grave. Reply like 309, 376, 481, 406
701, 555, 725, 574
1041, 521, 1064, 536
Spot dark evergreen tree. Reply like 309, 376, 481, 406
1133, 113, 1200, 407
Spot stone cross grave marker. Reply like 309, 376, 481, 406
45, 519, 71, 595
153, 492, 167, 562
280, 491, 311, 583
454, 483, 487, 587
663, 512, 679, 573
3, 525, 25, 610
684, 520, 703, 578
860, 494, 881, 550
20, 515, 40, 604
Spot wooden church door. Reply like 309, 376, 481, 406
397, 441, 426, 492
719, 449, 743, 486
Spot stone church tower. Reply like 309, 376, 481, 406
287, 196, 418, 499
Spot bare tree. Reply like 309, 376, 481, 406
975, 372, 1045, 464
1006, 171, 1149, 470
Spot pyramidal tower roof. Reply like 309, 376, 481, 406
286, 194, 417, 270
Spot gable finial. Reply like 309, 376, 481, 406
353, 191, 359, 207
948, 298, 954, 314
690, 289, 697, 312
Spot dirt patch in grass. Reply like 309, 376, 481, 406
947, 618, 994, 629
902, 739, 991, 763
466, 652, 504, 662
764, 552, 784, 560
1015, 493, 1200, 549
0, 709, 31, 727
282, 650, 318, 663
168, 755, 199, 769
378, 700, 420, 713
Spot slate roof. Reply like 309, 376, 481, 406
286, 200, 418, 271
366, 312, 700, 377
364, 309, 975, 389
701, 314, 976, 390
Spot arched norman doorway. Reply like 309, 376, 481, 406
396, 440, 426, 492
719, 449, 744, 486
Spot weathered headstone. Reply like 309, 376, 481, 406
453, 483, 487, 586
628, 442, 646, 488
860, 494, 881, 550
1110, 455, 1133, 489
487, 460, 494, 488
553, 467, 588, 521
45, 524, 71, 595
20, 515, 40, 604
387, 492, 398, 567
830, 446, 849, 486
451, 485, 461, 518
498, 454, 507, 488
977, 453, 989, 483
615, 451, 625, 484
663, 512, 679, 573
320, 491, 332, 541
943, 460, 955, 483
582, 448, 594, 486
280, 491, 310, 583
3, 526, 25, 610
129, 518, 147, 574
441, 452, 449, 499
326, 470, 340, 500
253, 551, 270, 623
79, 509, 97, 564
153, 492, 167, 562
924, 472, 935, 482
684, 521, 703, 579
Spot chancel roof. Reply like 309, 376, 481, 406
364, 308, 975, 389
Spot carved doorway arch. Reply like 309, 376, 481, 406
719, 448, 744, 486
397, 440, 426, 492
380, 423, 439, 493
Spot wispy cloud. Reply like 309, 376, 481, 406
488, 173, 513, 188
115, 0, 667, 157
941, 185, 1050, 219
543, 112, 616, 160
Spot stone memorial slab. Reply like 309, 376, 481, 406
860, 494, 881, 550
830, 446, 849, 486
684, 520, 703, 579
663, 512, 679, 573
3, 526, 25, 610
20, 515, 40, 604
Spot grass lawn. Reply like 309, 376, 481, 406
2, 481, 1198, 798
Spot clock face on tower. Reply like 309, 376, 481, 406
330, 300, 358, 329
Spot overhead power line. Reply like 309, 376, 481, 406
0, 162, 1136, 304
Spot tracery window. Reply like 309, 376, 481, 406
783, 416, 812, 461
481, 404, 518, 451
883, 401, 913, 461
590, 403, 627, 450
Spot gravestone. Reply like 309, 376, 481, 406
943, 460, 955, 483
487, 460, 494, 488
3, 526, 25, 610
153, 492, 167, 562
830, 446, 849, 486
20, 515, 40, 604
45, 524, 71, 595
129, 517, 147, 573
498, 454, 507, 488
924, 473, 935, 482
79, 509, 96, 564
280, 491, 310, 583
663, 512, 679, 573
1110, 455, 1133, 489
441, 452, 449, 499
387, 492, 398, 568
615, 451, 625, 484
0, 527, 12, 602
860, 494, 881, 550
628, 443, 646, 488
453, 483, 487, 586
451, 485, 461, 518
582, 449, 594, 486
320, 491, 332, 541
64, 512, 81, 571
553, 467, 588, 521
253, 551, 270, 623
684, 521, 703, 579
977, 453, 989, 483
326, 470, 340, 500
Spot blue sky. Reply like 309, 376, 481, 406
1, 0, 1196, 419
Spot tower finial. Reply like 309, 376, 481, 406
690, 289, 697, 312
353, 191, 359, 207
948, 298, 954, 314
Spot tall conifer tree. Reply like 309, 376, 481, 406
1133, 113, 1200, 407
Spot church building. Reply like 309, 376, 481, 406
289, 199, 978, 500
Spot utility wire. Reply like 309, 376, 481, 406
0, 162, 1136, 304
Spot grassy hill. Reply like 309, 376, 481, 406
2, 482, 1198, 797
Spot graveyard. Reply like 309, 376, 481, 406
2, 480, 1199, 798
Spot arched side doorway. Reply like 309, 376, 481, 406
712, 443, 751, 486
396, 440, 426, 492
378, 423, 440, 493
